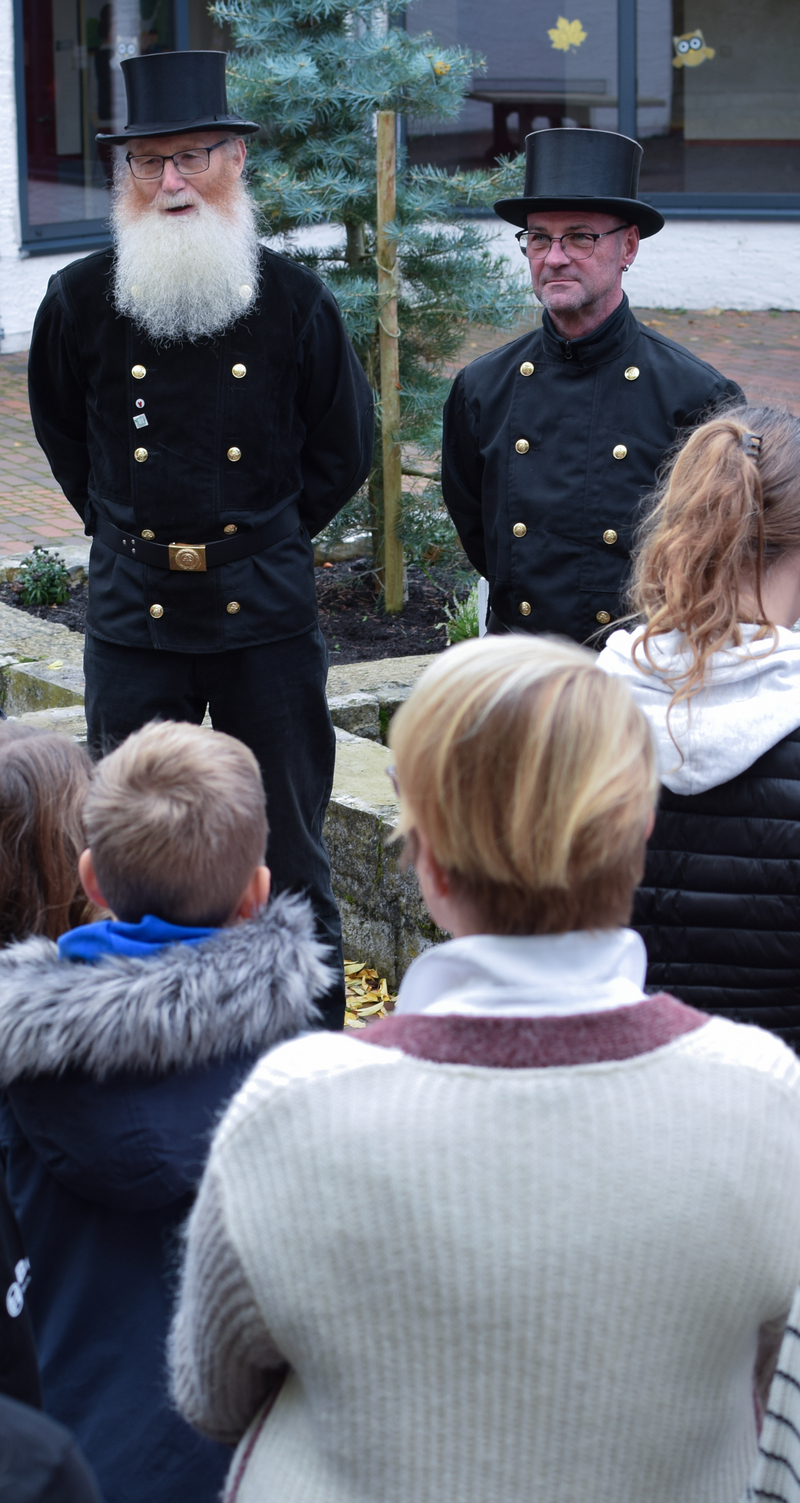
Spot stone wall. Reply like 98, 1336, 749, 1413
0, 597, 441, 986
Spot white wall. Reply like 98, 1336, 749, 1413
486, 215, 800, 312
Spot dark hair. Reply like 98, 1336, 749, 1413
0, 727, 97, 945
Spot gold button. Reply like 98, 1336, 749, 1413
596, 610, 611, 625
232, 364, 247, 379
515, 439, 530, 455
131, 364, 146, 379
519, 601, 532, 616
227, 447, 242, 462
603, 529, 618, 545
223, 524, 238, 535
519, 361, 534, 377
624, 366, 640, 381
226, 601, 241, 615
612, 444, 627, 460
134, 447, 148, 462
141, 528, 155, 540
512, 522, 527, 538
149, 603, 164, 619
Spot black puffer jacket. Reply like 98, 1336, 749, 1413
632, 725, 800, 1050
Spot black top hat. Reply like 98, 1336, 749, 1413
96, 50, 260, 145
494, 128, 664, 239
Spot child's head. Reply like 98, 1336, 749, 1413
389, 636, 657, 935
82, 721, 268, 927
631, 404, 800, 700
0, 725, 96, 945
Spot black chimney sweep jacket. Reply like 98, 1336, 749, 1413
27, 247, 373, 654
441, 295, 742, 645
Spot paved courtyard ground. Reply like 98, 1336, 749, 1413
1, 308, 799, 559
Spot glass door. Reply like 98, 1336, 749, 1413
19, 0, 175, 247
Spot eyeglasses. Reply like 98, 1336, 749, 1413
126, 139, 232, 180
515, 225, 631, 260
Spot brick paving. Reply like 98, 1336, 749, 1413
0, 352, 87, 558
1, 308, 799, 560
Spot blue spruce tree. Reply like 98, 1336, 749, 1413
217, 0, 528, 599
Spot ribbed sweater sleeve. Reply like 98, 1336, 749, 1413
744, 1284, 800, 1503
169, 1162, 286, 1445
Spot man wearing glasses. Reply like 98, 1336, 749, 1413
27, 50, 373, 1029
442, 128, 742, 643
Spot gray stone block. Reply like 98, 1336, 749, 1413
0, 602, 83, 665
314, 533, 371, 565
9, 707, 88, 743
325, 728, 443, 987
327, 691, 382, 742
1, 660, 85, 715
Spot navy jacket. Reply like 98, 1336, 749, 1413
0, 1394, 103, 1503
0, 897, 328, 1503
632, 726, 800, 1050
442, 295, 742, 644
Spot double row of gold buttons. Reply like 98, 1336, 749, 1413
513, 359, 639, 622
132, 363, 246, 620
131, 363, 245, 465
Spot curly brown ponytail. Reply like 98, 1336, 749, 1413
630, 405, 800, 705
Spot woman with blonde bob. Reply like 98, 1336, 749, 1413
171, 636, 800, 1503
599, 404, 800, 1044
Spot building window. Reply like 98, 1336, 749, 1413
637, 0, 800, 202
14, 0, 230, 252
405, 0, 800, 215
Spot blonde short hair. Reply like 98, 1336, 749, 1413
389, 636, 658, 934
84, 721, 268, 926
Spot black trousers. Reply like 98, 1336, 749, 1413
83, 627, 344, 1029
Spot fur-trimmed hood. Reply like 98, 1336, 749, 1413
0, 891, 330, 1084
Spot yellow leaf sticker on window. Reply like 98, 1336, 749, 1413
548, 16, 587, 52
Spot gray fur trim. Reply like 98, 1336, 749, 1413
0, 892, 330, 1083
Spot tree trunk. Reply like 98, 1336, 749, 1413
376, 110, 403, 615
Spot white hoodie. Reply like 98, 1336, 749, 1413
597, 624, 800, 795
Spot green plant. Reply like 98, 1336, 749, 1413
17, 547, 70, 607
219, 0, 529, 591
439, 581, 480, 644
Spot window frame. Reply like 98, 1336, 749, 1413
13, 0, 190, 254
621, 0, 800, 219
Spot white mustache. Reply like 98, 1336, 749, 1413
155, 192, 196, 211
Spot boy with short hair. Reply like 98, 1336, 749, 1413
0, 721, 330, 1503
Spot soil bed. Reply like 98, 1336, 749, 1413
0, 559, 472, 664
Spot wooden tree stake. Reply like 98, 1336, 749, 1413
376, 110, 404, 615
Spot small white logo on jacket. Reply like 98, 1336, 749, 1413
6, 1258, 30, 1318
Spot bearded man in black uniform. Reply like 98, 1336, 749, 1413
27, 51, 374, 1028
442, 128, 742, 643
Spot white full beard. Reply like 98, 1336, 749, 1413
111, 179, 261, 344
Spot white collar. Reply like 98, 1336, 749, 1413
395, 928, 648, 1020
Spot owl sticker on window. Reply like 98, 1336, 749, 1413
673, 29, 715, 67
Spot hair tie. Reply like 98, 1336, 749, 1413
741, 431, 762, 461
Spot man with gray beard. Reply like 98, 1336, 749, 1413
28, 51, 373, 1030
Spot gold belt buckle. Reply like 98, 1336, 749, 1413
168, 542, 207, 572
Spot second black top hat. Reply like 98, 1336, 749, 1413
96, 50, 260, 145
494, 129, 664, 238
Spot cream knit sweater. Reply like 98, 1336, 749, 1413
171, 998, 800, 1503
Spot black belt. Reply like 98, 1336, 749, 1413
92, 501, 301, 572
